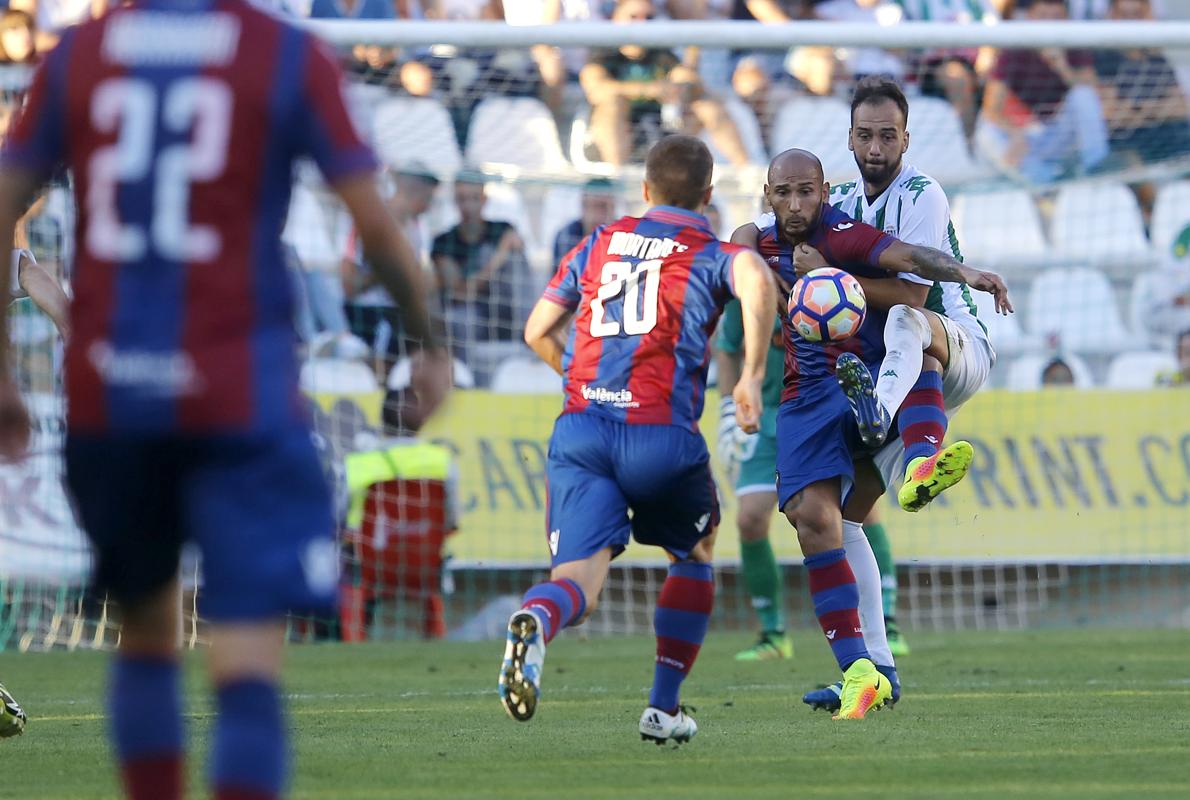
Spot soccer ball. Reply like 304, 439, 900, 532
788, 267, 867, 343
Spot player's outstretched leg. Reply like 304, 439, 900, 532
836, 353, 891, 447
640, 561, 714, 744
499, 579, 586, 721
898, 439, 974, 512
0, 680, 27, 738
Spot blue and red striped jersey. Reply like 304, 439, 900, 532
757, 204, 909, 400
543, 206, 742, 430
0, 0, 378, 434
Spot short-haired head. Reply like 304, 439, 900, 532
764, 149, 827, 241
643, 134, 714, 211
850, 75, 909, 129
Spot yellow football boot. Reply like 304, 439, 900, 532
898, 440, 974, 513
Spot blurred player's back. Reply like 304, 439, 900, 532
547, 208, 743, 428
5, 0, 373, 432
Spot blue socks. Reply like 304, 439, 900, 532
650, 561, 715, 714
520, 579, 586, 643
211, 678, 285, 800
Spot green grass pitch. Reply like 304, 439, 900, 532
2, 629, 1189, 799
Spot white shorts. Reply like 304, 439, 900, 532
873, 315, 995, 489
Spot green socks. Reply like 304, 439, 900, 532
740, 538, 784, 633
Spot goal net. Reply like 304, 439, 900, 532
2, 16, 1190, 649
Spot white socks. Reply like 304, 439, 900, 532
876, 305, 931, 420
842, 520, 894, 668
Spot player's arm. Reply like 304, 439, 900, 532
333, 174, 451, 414
731, 221, 791, 312
729, 249, 778, 434
523, 297, 573, 376
876, 241, 1013, 314
580, 62, 667, 104
19, 254, 70, 339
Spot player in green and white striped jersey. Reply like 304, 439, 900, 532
797, 77, 999, 711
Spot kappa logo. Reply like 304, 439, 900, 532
833, 222, 854, 232
826, 629, 837, 640
881, 369, 898, 378
548, 529, 560, 556
695, 512, 711, 533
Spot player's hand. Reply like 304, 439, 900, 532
731, 373, 763, 435
0, 380, 31, 463
408, 347, 452, 421
792, 243, 828, 277
960, 265, 1013, 314
717, 396, 759, 483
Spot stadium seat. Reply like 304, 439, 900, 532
1005, 352, 1095, 390
1149, 180, 1190, 262
465, 97, 569, 173
372, 96, 462, 175
905, 97, 986, 185
951, 189, 1047, 267
300, 358, 379, 395
490, 356, 563, 394
971, 287, 1040, 357
769, 97, 854, 184
701, 96, 768, 166
1024, 267, 1130, 354
1104, 351, 1178, 389
1051, 181, 1152, 273
388, 357, 476, 391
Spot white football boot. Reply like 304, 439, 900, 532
498, 609, 545, 721
639, 705, 698, 745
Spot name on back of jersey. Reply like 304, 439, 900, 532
606, 231, 689, 260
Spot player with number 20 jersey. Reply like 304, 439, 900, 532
498, 136, 776, 746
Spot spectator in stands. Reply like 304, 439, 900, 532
309, 0, 399, 82
0, 10, 35, 64
1155, 328, 1190, 387
552, 177, 618, 264
980, 0, 1110, 183
341, 387, 460, 640
898, 0, 999, 142
732, 56, 802, 155
1094, 0, 1190, 166
811, 0, 905, 90
1040, 356, 1076, 386
344, 163, 440, 365
580, 0, 750, 167
432, 170, 534, 358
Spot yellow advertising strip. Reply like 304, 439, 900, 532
402, 388, 1190, 565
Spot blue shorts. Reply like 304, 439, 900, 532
775, 380, 872, 511
546, 413, 719, 566
65, 428, 337, 622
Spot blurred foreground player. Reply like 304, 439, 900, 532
0, 3, 450, 797
499, 135, 777, 743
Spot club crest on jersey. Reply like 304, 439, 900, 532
580, 384, 638, 408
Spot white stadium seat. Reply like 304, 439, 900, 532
491, 357, 563, 394
1051, 181, 1152, 271
951, 189, 1047, 266
1025, 267, 1130, 354
372, 96, 462, 175
388, 357, 476, 391
300, 358, 378, 396
465, 97, 569, 172
1149, 180, 1190, 262
1105, 351, 1178, 389
971, 287, 1040, 358
906, 97, 985, 184
769, 97, 854, 184
1006, 352, 1095, 390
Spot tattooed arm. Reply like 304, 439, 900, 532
879, 240, 1014, 314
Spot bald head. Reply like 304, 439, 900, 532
645, 134, 714, 211
764, 148, 828, 243
767, 149, 824, 185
